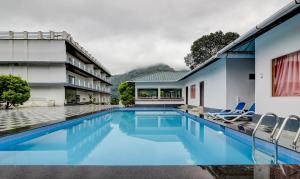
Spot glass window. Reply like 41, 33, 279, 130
160, 88, 182, 99
190, 84, 196, 99
272, 51, 300, 96
138, 89, 158, 99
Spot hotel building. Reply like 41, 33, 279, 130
0, 31, 112, 106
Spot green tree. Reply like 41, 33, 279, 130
118, 82, 135, 106
0, 75, 31, 109
186, 31, 239, 69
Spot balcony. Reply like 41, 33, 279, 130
67, 77, 111, 94
67, 55, 111, 84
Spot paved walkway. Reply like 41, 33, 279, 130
0, 105, 118, 133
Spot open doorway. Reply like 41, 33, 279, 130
185, 86, 189, 104
199, 81, 204, 107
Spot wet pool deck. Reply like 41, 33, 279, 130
0, 105, 118, 136
186, 110, 300, 152
0, 165, 300, 179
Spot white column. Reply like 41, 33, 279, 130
158, 88, 161, 99
135, 87, 138, 99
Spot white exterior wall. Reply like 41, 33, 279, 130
255, 13, 300, 117
226, 58, 255, 109
135, 82, 185, 105
0, 65, 66, 83
23, 87, 65, 106
76, 90, 91, 103
0, 40, 66, 62
183, 59, 227, 109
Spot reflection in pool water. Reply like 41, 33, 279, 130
0, 110, 293, 165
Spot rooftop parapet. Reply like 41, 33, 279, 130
0, 31, 111, 75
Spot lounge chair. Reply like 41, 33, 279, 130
206, 102, 246, 118
216, 103, 256, 123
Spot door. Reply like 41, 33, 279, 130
185, 86, 189, 104
199, 81, 204, 106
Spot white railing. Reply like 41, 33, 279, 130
68, 77, 111, 93
67, 54, 110, 84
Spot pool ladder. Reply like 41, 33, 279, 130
252, 113, 300, 164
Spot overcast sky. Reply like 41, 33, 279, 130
0, 0, 289, 74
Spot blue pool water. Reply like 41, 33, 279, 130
0, 109, 299, 165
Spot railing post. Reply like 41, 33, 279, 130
8, 31, 14, 39
23, 31, 28, 39
37, 31, 43, 39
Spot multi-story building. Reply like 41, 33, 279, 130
0, 31, 112, 106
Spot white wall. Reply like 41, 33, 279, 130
76, 90, 91, 103
255, 13, 300, 117
23, 86, 65, 106
182, 59, 227, 109
0, 40, 66, 62
0, 64, 66, 83
226, 58, 255, 109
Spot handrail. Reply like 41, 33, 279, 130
252, 113, 279, 150
252, 112, 279, 163
274, 115, 300, 162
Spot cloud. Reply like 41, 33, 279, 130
0, 0, 288, 74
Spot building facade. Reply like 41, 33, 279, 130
131, 1, 300, 118
130, 72, 187, 106
0, 31, 111, 106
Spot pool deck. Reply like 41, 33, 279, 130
186, 110, 300, 152
0, 105, 119, 136
0, 106, 299, 151
0, 165, 299, 179
1, 107, 300, 178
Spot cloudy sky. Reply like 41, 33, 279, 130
0, 0, 288, 74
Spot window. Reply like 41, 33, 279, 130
138, 89, 158, 99
272, 51, 300, 96
190, 85, 196, 99
160, 89, 182, 99
249, 74, 255, 80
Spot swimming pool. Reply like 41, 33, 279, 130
0, 108, 299, 165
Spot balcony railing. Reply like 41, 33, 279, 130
68, 77, 111, 93
67, 55, 111, 84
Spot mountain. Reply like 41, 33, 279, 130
111, 64, 177, 98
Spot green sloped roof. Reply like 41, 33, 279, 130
129, 71, 188, 82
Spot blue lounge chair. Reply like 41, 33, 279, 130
206, 102, 246, 118
216, 103, 256, 122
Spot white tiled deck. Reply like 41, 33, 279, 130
0, 105, 118, 132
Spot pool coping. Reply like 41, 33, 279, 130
0, 107, 300, 164
0, 107, 116, 137
0, 165, 299, 179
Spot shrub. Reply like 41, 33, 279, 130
118, 82, 135, 106
0, 75, 31, 109
110, 95, 120, 105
